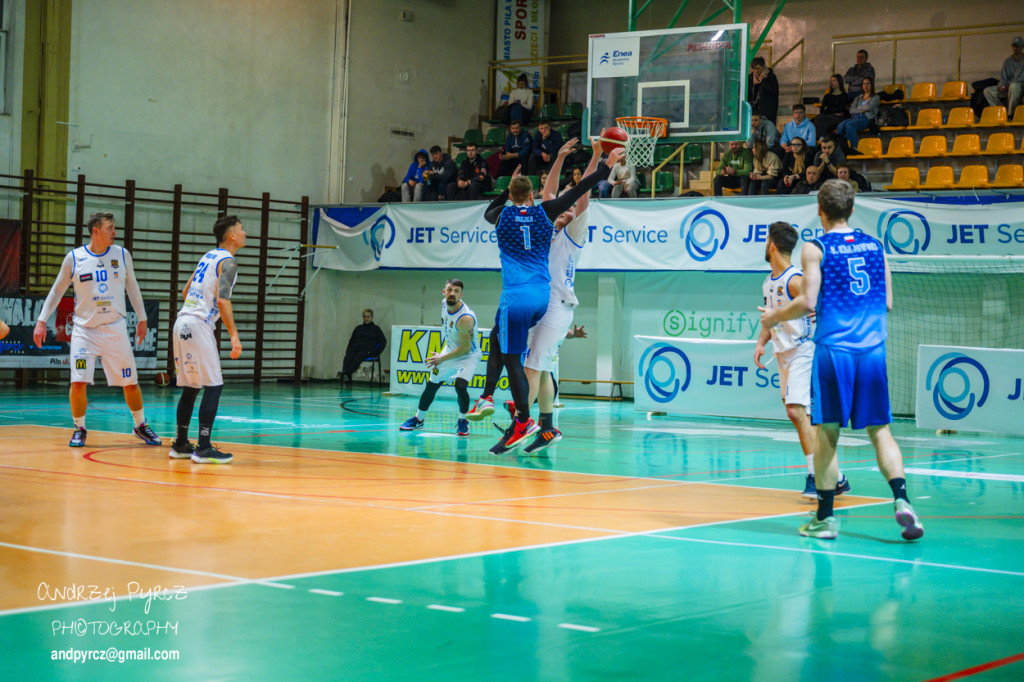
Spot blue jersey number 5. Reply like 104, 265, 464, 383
848, 257, 870, 295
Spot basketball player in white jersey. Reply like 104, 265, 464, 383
400, 278, 482, 436
32, 211, 161, 448
169, 215, 245, 463
517, 136, 597, 454
754, 222, 849, 499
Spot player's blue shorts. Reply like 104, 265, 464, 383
495, 285, 550, 356
812, 341, 892, 429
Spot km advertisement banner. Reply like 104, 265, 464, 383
313, 196, 1024, 273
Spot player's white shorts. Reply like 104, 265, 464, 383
69, 318, 139, 386
777, 342, 814, 409
524, 303, 574, 372
173, 316, 223, 388
428, 350, 482, 384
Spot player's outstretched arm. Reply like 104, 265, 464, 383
544, 137, 578, 201
123, 249, 148, 345
575, 134, 604, 216
540, 148, 622, 220
216, 259, 242, 359
33, 252, 74, 348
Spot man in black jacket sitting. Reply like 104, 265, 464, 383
340, 309, 387, 386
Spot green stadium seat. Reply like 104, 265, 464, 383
484, 175, 512, 196
454, 129, 483, 149
482, 127, 506, 148
683, 144, 703, 165
538, 103, 560, 121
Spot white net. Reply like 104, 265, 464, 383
617, 118, 666, 168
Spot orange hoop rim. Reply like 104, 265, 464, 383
615, 116, 668, 138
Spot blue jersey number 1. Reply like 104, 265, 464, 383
520, 225, 531, 250
848, 257, 870, 295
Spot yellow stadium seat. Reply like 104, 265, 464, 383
883, 167, 920, 191
882, 83, 906, 97
905, 82, 937, 102
979, 106, 1008, 127
848, 137, 883, 159
1009, 107, 1024, 127
908, 109, 943, 129
915, 135, 947, 157
883, 136, 916, 158
956, 165, 990, 189
981, 132, 1016, 155
944, 108, 976, 128
990, 164, 1024, 188
950, 134, 981, 156
919, 166, 955, 190
937, 81, 968, 101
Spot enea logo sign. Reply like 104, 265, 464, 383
599, 50, 633, 66
638, 343, 691, 403
876, 209, 931, 255
363, 216, 396, 261
926, 352, 990, 420
680, 208, 730, 262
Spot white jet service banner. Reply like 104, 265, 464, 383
311, 196, 1024, 273
916, 345, 1024, 435
633, 336, 784, 420
388, 324, 556, 402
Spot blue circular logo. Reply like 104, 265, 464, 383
876, 209, 931, 255
638, 343, 691, 403
363, 216, 396, 261
925, 352, 989, 420
680, 208, 729, 262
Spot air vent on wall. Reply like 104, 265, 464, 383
389, 127, 415, 140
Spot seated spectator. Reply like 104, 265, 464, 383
837, 77, 881, 149
599, 156, 640, 198
533, 171, 549, 200
422, 146, 457, 201
780, 104, 816, 154
446, 143, 491, 200
558, 166, 584, 196
528, 121, 564, 175
713, 140, 753, 196
844, 49, 875, 101
748, 56, 780, 123
814, 74, 849, 139
813, 134, 846, 181
777, 137, 813, 195
984, 37, 1024, 117
340, 309, 387, 386
401, 149, 429, 202
792, 164, 824, 195
747, 112, 780, 152
836, 164, 871, 192
504, 73, 535, 125
497, 121, 532, 177
746, 140, 782, 195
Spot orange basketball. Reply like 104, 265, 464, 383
598, 126, 629, 151
154, 371, 171, 387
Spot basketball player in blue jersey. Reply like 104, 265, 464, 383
399, 278, 482, 436
761, 180, 923, 540
468, 141, 624, 453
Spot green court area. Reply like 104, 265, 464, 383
2, 383, 1022, 681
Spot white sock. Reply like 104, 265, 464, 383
131, 409, 145, 427
73, 416, 86, 429
806, 454, 814, 475
415, 410, 425, 420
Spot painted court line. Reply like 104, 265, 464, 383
309, 589, 343, 597
559, 623, 601, 633
923, 651, 1024, 682
426, 604, 465, 613
902, 467, 1024, 483
491, 613, 531, 623
366, 597, 402, 604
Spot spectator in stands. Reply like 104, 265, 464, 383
528, 121, 564, 175
748, 56, 780, 123
984, 37, 1024, 117
777, 136, 813, 195
713, 140, 754, 196
747, 112, 780, 152
423, 146, 457, 201
533, 171, 548, 200
339, 309, 387, 386
599, 156, 640, 198
844, 50, 875, 100
505, 73, 535, 125
837, 77, 880, 149
401, 149, 430, 202
780, 104, 816, 154
813, 134, 846, 181
815, 74, 849, 140
747, 139, 782, 195
447, 143, 491, 200
558, 166, 584, 196
792, 164, 823, 195
837, 164, 871, 192
498, 121, 532, 177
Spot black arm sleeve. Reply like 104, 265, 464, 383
484, 189, 511, 224
540, 162, 611, 219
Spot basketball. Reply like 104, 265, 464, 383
598, 126, 629, 151
154, 371, 171, 387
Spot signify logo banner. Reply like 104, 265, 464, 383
926, 352, 990, 420
662, 310, 760, 340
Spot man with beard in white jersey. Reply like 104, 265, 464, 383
400, 278, 482, 435
33, 211, 161, 448
755, 222, 849, 499
168, 215, 245, 464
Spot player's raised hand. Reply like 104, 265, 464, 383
32, 320, 47, 348
512, 164, 522, 178
230, 334, 243, 359
592, 128, 606, 156
604, 146, 625, 167
568, 324, 587, 339
557, 138, 578, 158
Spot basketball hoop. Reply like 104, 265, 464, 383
615, 116, 668, 167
